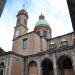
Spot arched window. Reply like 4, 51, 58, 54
0, 62, 4, 75
29, 61, 37, 67
0, 62, 4, 66
24, 19, 27, 26
17, 18, 20, 25
58, 56, 74, 75
41, 58, 54, 75
28, 61, 38, 75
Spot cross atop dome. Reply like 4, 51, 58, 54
39, 13, 45, 19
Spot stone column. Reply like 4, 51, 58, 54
71, 51, 75, 74
25, 57, 28, 75
53, 54, 58, 75
7, 55, 13, 75
37, 60, 41, 75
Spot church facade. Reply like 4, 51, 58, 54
0, 8, 75, 75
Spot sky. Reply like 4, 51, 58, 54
0, 0, 73, 51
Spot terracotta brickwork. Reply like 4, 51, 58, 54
12, 32, 47, 55
64, 69, 74, 75
12, 32, 74, 56
10, 55, 24, 75
50, 32, 74, 48
14, 25, 28, 38
11, 61, 21, 75
28, 66, 38, 75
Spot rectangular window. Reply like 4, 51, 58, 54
23, 38, 28, 49
17, 18, 20, 25
43, 31, 47, 37
24, 19, 27, 26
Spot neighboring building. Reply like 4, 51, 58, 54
0, 8, 75, 75
66, 0, 75, 34
0, 0, 6, 17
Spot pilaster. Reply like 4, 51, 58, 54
37, 60, 41, 75
25, 57, 28, 75
71, 51, 75, 74
53, 54, 58, 75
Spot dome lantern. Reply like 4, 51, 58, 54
39, 13, 45, 20
35, 14, 49, 26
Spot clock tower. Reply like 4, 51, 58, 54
13, 9, 28, 39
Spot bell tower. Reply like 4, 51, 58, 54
13, 9, 28, 39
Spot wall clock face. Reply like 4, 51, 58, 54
15, 30, 20, 37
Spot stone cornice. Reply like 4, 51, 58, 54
27, 45, 75, 57
0, 45, 75, 58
